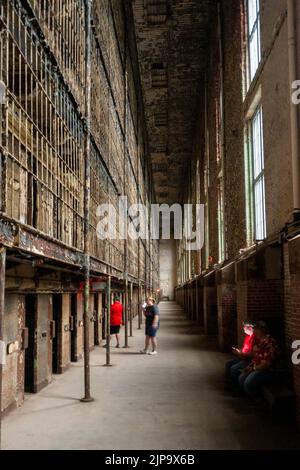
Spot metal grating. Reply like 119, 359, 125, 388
0, 0, 160, 287
1, 0, 85, 249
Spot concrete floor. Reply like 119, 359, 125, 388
2, 301, 300, 450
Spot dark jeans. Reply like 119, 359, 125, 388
225, 358, 248, 389
239, 369, 274, 397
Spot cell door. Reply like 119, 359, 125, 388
24, 295, 37, 393
70, 293, 77, 362
52, 294, 62, 373
94, 293, 99, 346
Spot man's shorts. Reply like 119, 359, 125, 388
110, 325, 120, 334
145, 324, 159, 337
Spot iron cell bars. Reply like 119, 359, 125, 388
0, 0, 85, 249
27, 0, 86, 113
0, 0, 158, 282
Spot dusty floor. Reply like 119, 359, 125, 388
2, 301, 300, 450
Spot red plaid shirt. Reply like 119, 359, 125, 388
250, 335, 280, 369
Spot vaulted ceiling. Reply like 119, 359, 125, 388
132, 0, 215, 204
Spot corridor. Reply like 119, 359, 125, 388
2, 302, 299, 450
1, 0, 300, 453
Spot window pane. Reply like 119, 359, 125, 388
254, 177, 266, 240
257, 16, 261, 64
254, 178, 263, 239
262, 176, 266, 237
249, 105, 266, 241
250, 27, 259, 80
248, 0, 258, 32
248, 0, 261, 82
259, 105, 264, 170
252, 108, 263, 179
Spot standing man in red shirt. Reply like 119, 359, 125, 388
110, 296, 123, 348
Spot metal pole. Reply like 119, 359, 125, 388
129, 282, 133, 337
124, 278, 129, 347
138, 281, 141, 329
141, 285, 144, 325
104, 275, 112, 366
81, 0, 93, 403
0, 247, 6, 449
122, 0, 129, 349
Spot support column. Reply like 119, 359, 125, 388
129, 282, 133, 337
124, 278, 129, 348
138, 282, 141, 329
81, 0, 93, 403
0, 247, 6, 448
141, 284, 143, 326
203, 271, 218, 335
104, 275, 112, 367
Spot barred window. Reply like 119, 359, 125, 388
246, 106, 266, 242
247, 0, 261, 83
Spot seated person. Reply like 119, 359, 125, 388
225, 319, 256, 390
238, 321, 280, 398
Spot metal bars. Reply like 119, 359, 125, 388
0, 0, 159, 288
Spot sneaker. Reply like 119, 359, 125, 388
148, 351, 158, 355
140, 349, 148, 354
115, 344, 120, 348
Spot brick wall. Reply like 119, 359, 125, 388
192, 281, 197, 322
176, 0, 300, 429
191, 0, 246, 269
260, 5, 294, 235
196, 278, 204, 327
236, 246, 284, 345
217, 263, 237, 352
237, 280, 284, 345
187, 283, 193, 320
188, 3, 221, 271
203, 272, 218, 335
222, 0, 247, 258
284, 239, 300, 425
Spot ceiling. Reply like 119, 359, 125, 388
132, 0, 215, 204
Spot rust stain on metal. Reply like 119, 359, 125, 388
19, 229, 83, 266
0, 218, 17, 246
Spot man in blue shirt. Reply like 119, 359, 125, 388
140, 297, 160, 355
